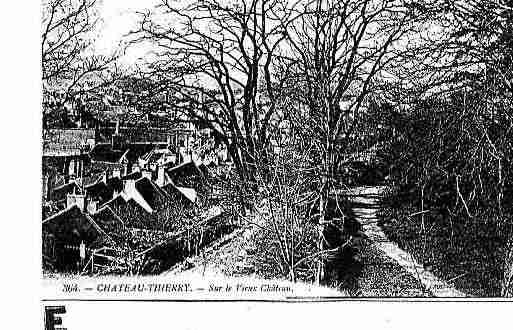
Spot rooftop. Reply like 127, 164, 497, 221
85, 177, 123, 204
89, 143, 167, 164
43, 129, 95, 157
42, 205, 103, 246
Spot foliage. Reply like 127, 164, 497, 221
374, 1, 513, 295
377, 89, 513, 296
42, 0, 121, 103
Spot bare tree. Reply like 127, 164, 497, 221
129, 0, 300, 184
129, 0, 426, 286
250, 117, 318, 282
42, 0, 120, 102
278, 0, 418, 283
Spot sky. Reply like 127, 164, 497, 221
95, 0, 159, 66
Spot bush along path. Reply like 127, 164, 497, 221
163, 202, 277, 279
165, 183, 467, 297
344, 186, 468, 297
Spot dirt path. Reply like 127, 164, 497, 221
346, 186, 468, 297
164, 224, 258, 278
164, 204, 269, 279
166, 185, 467, 297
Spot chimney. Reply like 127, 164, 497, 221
115, 118, 120, 135
87, 199, 99, 214
44, 172, 54, 201
166, 134, 172, 149
111, 119, 127, 151
157, 165, 166, 187
101, 170, 108, 184
67, 193, 86, 211
112, 134, 125, 151
124, 179, 136, 196
141, 168, 153, 180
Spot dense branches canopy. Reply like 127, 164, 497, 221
280, 0, 421, 178
130, 0, 297, 180
130, 0, 422, 182
375, 0, 513, 296
42, 0, 120, 98
129, 0, 433, 284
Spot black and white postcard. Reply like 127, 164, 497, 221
32, 0, 513, 328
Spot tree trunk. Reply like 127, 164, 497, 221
502, 237, 513, 297
316, 175, 328, 285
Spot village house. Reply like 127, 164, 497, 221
166, 160, 210, 193
42, 204, 120, 272
43, 159, 205, 262
100, 174, 198, 230
42, 97, 222, 272
42, 128, 96, 201
42, 164, 205, 271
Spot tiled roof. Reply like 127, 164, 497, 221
121, 171, 142, 180
102, 194, 128, 210
106, 177, 124, 192
165, 161, 206, 188
125, 198, 150, 215
125, 198, 151, 215
125, 144, 167, 163
43, 129, 95, 156
77, 173, 103, 187
51, 181, 81, 201
85, 177, 123, 204
85, 182, 111, 203
134, 177, 168, 211
89, 143, 166, 164
102, 194, 150, 227
91, 206, 126, 242
89, 143, 126, 163
162, 183, 197, 205
119, 198, 153, 228
42, 205, 101, 245
117, 126, 176, 142
161, 183, 196, 205
197, 163, 210, 177
175, 187, 197, 204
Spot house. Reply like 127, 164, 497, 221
97, 174, 198, 230
129, 177, 170, 212
166, 161, 205, 186
102, 194, 150, 229
161, 182, 197, 205
47, 171, 123, 215
138, 148, 177, 172
42, 129, 96, 195
165, 160, 209, 195
84, 174, 123, 206
89, 142, 167, 175
43, 129, 96, 157
90, 205, 127, 244
49, 181, 82, 204
42, 205, 115, 271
